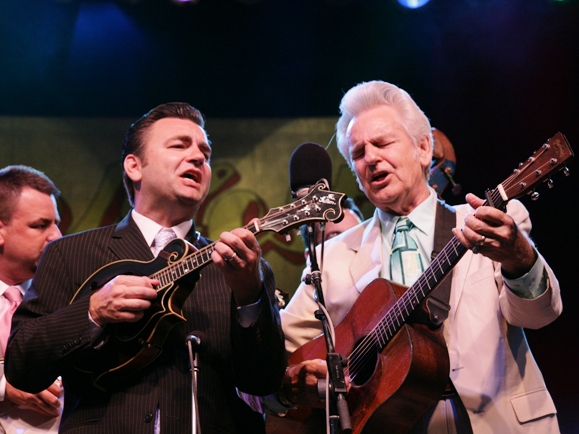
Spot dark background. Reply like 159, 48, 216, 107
1, 0, 578, 431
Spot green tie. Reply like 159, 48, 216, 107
390, 217, 424, 286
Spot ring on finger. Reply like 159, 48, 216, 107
472, 235, 486, 254
225, 252, 237, 262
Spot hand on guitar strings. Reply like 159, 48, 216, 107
88, 275, 159, 327
452, 193, 537, 278
283, 359, 351, 409
212, 223, 264, 307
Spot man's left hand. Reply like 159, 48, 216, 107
212, 225, 264, 306
453, 193, 536, 278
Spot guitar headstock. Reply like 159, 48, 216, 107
493, 132, 573, 206
258, 180, 347, 234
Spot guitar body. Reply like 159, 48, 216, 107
267, 278, 449, 434
71, 238, 200, 391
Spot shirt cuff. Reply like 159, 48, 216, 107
503, 254, 547, 299
88, 312, 106, 347
0, 367, 6, 402
236, 297, 262, 328
261, 390, 297, 415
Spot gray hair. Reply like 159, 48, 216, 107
335, 80, 433, 169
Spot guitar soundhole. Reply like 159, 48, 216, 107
350, 335, 379, 386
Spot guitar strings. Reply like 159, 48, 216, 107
348, 238, 465, 381
146, 195, 338, 286
347, 177, 522, 381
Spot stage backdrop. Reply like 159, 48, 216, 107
0, 115, 374, 296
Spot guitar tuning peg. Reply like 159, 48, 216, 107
547, 178, 554, 189
531, 191, 540, 201
563, 165, 570, 177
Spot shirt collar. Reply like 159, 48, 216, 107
0, 280, 30, 297
377, 187, 437, 238
131, 210, 193, 249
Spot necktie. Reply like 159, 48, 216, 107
152, 228, 177, 256
0, 286, 23, 353
390, 217, 424, 286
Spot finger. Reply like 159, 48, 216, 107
38, 389, 62, 409
465, 193, 485, 209
211, 241, 237, 265
28, 393, 61, 417
46, 380, 63, 399
472, 206, 507, 228
458, 223, 483, 248
119, 298, 153, 312
223, 229, 261, 258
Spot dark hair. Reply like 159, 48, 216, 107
0, 165, 60, 222
122, 102, 206, 206
300, 197, 364, 248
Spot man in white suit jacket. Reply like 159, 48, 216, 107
276, 81, 561, 433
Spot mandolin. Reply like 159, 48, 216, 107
70, 180, 346, 391
267, 132, 574, 434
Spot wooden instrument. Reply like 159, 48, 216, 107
268, 133, 574, 434
430, 127, 461, 198
70, 180, 346, 391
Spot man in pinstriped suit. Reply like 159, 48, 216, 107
5, 103, 286, 433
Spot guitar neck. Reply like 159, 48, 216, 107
149, 221, 261, 287
147, 184, 346, 287
372, 191, 508, 351
372, 237, 466, 349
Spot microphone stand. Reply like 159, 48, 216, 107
305, 224, 352, 434
187, 334, 202, 434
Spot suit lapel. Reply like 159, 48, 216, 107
109, 213, 154, 261
350, 210, 383, 294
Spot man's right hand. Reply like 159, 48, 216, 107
88, 275, 159, 327
6, 378, 62, 417
283, 359, 329, 409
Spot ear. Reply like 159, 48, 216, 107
124, 154, 143, 183
0, 220, 6, 247
417, 134, 433, 171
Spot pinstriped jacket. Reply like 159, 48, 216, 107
5, 213, 286, 433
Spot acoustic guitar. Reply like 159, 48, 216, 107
69, 180, 346, 391
267, 132, 573, 434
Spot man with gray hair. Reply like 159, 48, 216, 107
274, 81, 561, 433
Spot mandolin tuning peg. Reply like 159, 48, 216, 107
547, 178, 554, 189
531, 191, 540, 201
563, 165, 571, 177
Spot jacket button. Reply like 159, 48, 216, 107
143, 412, 154, 423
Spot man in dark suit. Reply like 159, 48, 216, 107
5, 103, 286, 433
0, 165, 63, 432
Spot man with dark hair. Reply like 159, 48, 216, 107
0, 165, 62, 432
5, 103, 286, 434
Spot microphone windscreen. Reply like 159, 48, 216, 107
289, 142, 333, 192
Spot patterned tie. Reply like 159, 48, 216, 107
0, 286, 23, 353
151, 228, 177, 256
390, 217, 424, 286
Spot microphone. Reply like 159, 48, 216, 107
289, 142, 333, 199
186, 331, 208, 353
186, 331, 206, 434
